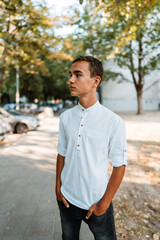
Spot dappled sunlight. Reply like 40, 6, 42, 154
126, 122, 160, 142
126, 138, 160, 186
7, 144, 58, 161
1, 0, 159, 237
114, 111, 160, 239
0, 113, 160, 239
34, 162, 56, 174
119, 112, 160, 187
0, 117, 59, 174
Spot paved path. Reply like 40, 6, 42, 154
1, 111, 159, 240
0, 117, 93, 240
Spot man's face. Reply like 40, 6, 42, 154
69, 61, 97, 97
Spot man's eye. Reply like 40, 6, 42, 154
76, 74, 81, 77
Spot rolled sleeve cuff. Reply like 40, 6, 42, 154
57, 145, 66, 157
111, 151, 127, 167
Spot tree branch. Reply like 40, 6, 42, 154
143, 79, 160, 92
0, 6, 15, 12
129, 42, 138, 89
138, 30, 144, 89
139, 0, 155, 20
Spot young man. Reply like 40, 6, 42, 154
56, 56, 127, 240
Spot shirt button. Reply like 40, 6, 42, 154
78, 145, 80, 147
82, 109, 84, 111
79, 135, 81, 137
81, 124, 83, 127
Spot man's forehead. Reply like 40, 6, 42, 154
70, 61, 90, 73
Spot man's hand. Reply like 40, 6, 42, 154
56, 154, 69, 208
56, 187, 69, 208
86, 165, 126, 219
86, 201, 109, 219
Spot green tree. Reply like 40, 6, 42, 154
46, 36, 85, 102
0, 0, 58, 103
77, 0, 160, 114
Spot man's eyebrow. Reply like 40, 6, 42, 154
69, 70, 83, 75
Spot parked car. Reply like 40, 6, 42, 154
0, 107, 38, 134
20, 103, 47, 122
57, 101, 64, 110
0, 116, 12, 141
3, 103, 46, 123
3, 103, 16, 110
3, 103, 38, 111
39, 107, 54, 118
39, 102, 58, 113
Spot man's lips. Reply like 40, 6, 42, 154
70, 86, 76, 90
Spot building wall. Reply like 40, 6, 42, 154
102, 61, 160, 112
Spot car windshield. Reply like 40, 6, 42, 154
7, 110, 21, 116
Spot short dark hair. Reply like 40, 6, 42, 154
72, 56, 103, 80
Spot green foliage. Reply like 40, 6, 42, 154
0, 0, 76, 103
76, 0, 160, 113
1, 0, 159, 110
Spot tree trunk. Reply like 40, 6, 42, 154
137, 89, 143, 115
0, 65, 5, 104
129, 37, 144, 115
137, 30, 144, 115
97, 85, 102, 104
0, 47, 8, 104
0, 91, 1, 105
0, 19, 10, 104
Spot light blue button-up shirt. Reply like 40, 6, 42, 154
57, 101, 127, 210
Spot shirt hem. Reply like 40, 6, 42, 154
61, 186, 90, 210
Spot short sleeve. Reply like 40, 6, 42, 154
109, 118, 127, 167
57, 114, 67, 157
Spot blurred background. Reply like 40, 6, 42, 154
0, 0, 160, 240
0, 0, 160, 114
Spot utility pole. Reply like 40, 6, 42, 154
16, 64, 20, 110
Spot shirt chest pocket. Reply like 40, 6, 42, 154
84, 130, 106, 150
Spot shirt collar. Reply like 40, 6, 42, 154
78, 101, 100, 113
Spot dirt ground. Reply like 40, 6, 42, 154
111, 111, 160, 240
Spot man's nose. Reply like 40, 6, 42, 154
69, 76, 75, 84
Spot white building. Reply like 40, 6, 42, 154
102, 61, 160, 112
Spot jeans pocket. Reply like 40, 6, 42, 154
57, 199, 61, 203
57, 199, 63, 208
90, 212, 106, 227
92, 212, 106, 218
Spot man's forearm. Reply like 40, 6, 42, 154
56, 154, 69, 207
56, 154, 65, 190
86, 165, 126, 218
101, 165, 126, 208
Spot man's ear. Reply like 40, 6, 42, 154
94, 76, 101, 88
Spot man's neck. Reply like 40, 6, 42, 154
79, 96, 98, 109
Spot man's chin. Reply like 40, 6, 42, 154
70, 91, 78, 97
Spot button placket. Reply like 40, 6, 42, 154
77, 108, 85, 149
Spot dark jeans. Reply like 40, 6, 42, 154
57, 200, 117, 240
